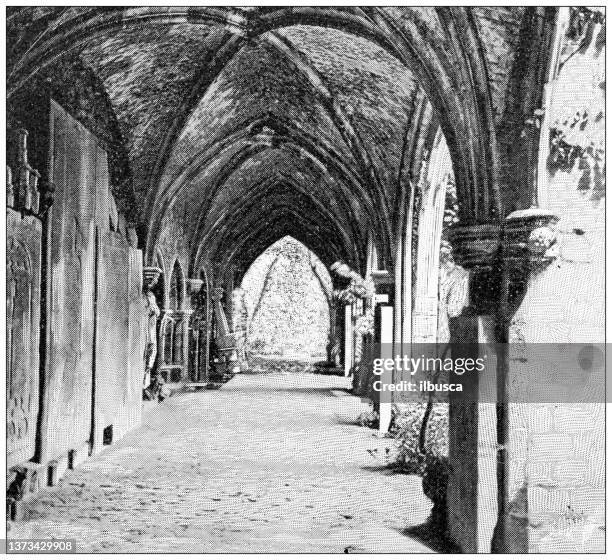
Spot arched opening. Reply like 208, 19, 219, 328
8, 7, 604, 555
187, 267, 212, 383
168, 260, 185, 311
385, 129, 458, 477
158, 260, 187, 382
240, 236, 332, 368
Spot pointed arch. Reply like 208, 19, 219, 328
168, 259, 185, 311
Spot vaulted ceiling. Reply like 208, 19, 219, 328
7, 6, 529, 275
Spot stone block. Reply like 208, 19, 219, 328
529, 486, 572, 515
571, 487, 605, 519
525, 461, 553, 485
528, 434, 573, 462
583, 447, 605, 487
527, 406, 553, 433
20, 461, 46, 496
554, 405, 598, 433
509, 429, 529, 461
552, 461, 587, 486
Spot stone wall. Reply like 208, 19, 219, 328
92, 229, 145, 452
507, 11, 605, 553
7, 210, 42, 468
42, 101, 144, 464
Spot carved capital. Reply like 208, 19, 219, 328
187, 278, 205, 293
370, 270, 393, 289
143, 266, 162, 290
447, 223, 502, 271
331, 261, 363, 284
504, 208, 559, 272
332, 262, 370, 303
371, 270, 394, 304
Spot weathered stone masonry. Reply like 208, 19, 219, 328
6, 7, 605, 553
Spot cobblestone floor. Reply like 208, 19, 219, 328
9, 372, 434, 553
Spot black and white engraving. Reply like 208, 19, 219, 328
5, 5, 605, 554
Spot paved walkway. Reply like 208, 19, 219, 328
9, 372, 434, 553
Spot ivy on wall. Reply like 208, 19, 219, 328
546, 7, 605, 202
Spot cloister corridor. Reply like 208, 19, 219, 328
8, 371, 435, 553
7, 7, 605, 554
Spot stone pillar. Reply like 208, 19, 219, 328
330, 262, 367, 371
445, 223, 502, 553
326, 296, 340, 367
231, 288, 249, 371
332, 282, 345, 367
13, 129, 41, 214
343, 304, 354, 377
210, 287, 239, 377
447, 310, 499, 553
446, 212, 564, 553
177, 309, 193, 381
491, 208, 564, 553
371, 270, 395, 434
224, 266, 235, 326
186, 279, 205, 382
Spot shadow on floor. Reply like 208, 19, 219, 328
247, 356, 345, 376
402, 520, 461, 553
360, 465, 415, 476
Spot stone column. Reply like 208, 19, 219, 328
331, 280, 345, 367
445, 223, 502, 553
371, 270, 395, 434
413, 131, 451, 343
210, 287, 239, 377
330, 262, 367, 371
224, 266, 235, 327
343, 304, 354, 377
446, 309, 499, 553
491, 208, 562, 553
186, 279, 205, 382
445, 213, 563, 553
231, 288, 249, 371
326, 294, 340, 367
177, 309, 192, 381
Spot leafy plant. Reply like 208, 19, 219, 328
354, 309, 375, 337
383, 404, 449, 475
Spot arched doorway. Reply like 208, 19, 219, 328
241, 236, 332, 367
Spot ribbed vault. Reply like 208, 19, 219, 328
8, 6, 530, 277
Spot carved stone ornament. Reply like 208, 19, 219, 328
370, 270, 394, 288
504, 207, 559, 272
143, 266, 162, 290
8, 129, 43, 215
187, 278, 205, 293
447, 223, 502, 271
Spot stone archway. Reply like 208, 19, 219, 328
240, 236, 333, 364
7, 7, 512, 270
